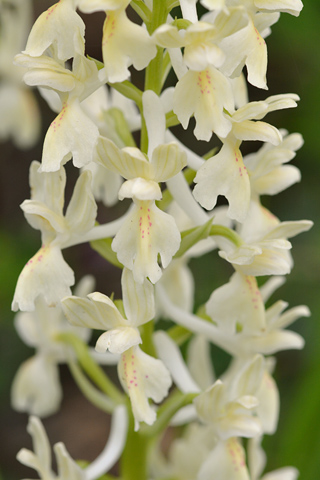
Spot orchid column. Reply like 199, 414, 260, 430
11, 1, 312, 480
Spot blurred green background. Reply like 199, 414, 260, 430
0, 1, 319, 479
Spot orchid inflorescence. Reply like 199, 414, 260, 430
5, 0, 312, 479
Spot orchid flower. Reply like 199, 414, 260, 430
62, 267, 172, 430
17, 406, 128, 480
15, 52, 102, 171
11, 276, 93, 417
217, 200, 312, 275
62, 268, 155, 355
94, 91, 187, 283
12, 161, 97, 311
0, 0, 41, 148
78, 0, 157, 83
193, 94, 299, 222
23, 0, 85, 61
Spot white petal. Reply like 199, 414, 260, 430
29, 161, 66, 212
143, 90, 166, 157
12, 246, 74, 312
188, 335, 215, 390
24, 1, 85, 60
121, 268, 155, 327
256, 372, 279, 434
246, 329, 305, 354
11, 355, 62, 417
102, 9, 157, 83
17, 417, 53, 478
180, 0, 198, 22
65, 170, 97, 234
118, 346, 172, 430
261, 467, 299, 480
233, 120, 282, 145
85, 405, 128, 480
154, 331, 201, 393
193, 142, 250, 222
255, 0, 303, 16
54, 443, 85, 480
112, 201, 181, 284
206, 272, 265, 334
95, 136, 151, 179
173, 68, 233, 141
118, 178, 162, 201
95, 327, 141, 354
62, 294, 124, 330
41, 98, 99, 171
253, 165, 301, 195
151, 143, 187, 182
198, 438, 250, 480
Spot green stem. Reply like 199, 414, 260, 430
140, 390, 198, 438
120, 406, 150, 480
165, 110, 180, 128
166, 0, 180, 10
57, 333, 125, 405
140, 320, 157, 358
141, 0, 169, 153
130, 0, 151, 24
68, 359, 114, 413
209, 225, 243, 247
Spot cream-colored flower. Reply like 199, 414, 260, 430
153, 21, 225, 71
15, 52, 102, 171
23, 0, 85, 61
118, 344, 172, 430
11, 277, 92, 417
12, 161, 97, 311
95, 91, 186, 283
217, 200, 312, 276
173, 66, 234, 141
62, 268, 155, 355
17, 406, 128, 480
193, 94, 300, 221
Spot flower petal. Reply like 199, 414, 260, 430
11, 355, 62, 417
118, 346, 172, 430
12, 245, 74, 312
112, 200, 181, 284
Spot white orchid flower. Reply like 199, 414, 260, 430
245, 130, 303, 198
0, 0, 41, 148
94, 91, 186, 283
118, 344, 172, 431
23, 0, 85, 61
15, 52, 102, 171
81, 84, 140, 206
202, 0, 303, 16
173, 65, 234, 141
62, 268, 172, 430
78, 0, 156, 83
193, 94, 299, 222
150, 423, 217, 480
153, 21, 225, 71
12, 161, 97, 312
206, 271, 266, 335
17, 406, 128, 480
194, 354, 264, 439
156, 281, 309, 359
62, 268, 155, 355
217, 200, 312, 275
11, 276, 93, 417
197, 437, 251, 480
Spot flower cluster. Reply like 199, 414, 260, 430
8, 0, 310, 479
